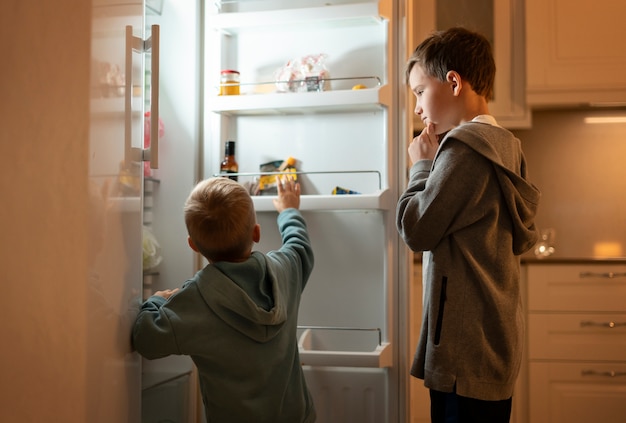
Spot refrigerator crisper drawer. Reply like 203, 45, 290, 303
298, 327, 392, 368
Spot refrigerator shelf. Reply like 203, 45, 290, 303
208, 85, 390, 115
90, 96, 143, 115
107, 196, 141, 212
208, 2, 383, 33
297, 327, 392, 368
252, 189, 391, 211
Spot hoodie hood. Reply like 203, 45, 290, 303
194, 252, 287, 343
445, 121, 541, 254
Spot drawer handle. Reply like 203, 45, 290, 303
582, 370, 626, 378
579, 271, 626, 279
580, 321, 626, 328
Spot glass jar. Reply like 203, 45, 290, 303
219, 70, 240, 95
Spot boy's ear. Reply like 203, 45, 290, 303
187, 236, 200, 253
252, 223, 261, 243
446, 70, 462, 96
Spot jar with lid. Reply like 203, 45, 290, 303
219, 70, 240, 95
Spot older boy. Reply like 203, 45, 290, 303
133, 176, 316, 423
396, 27, 540, 422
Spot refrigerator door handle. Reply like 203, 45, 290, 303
145, 25, 159, 169
124, 25, 160, 169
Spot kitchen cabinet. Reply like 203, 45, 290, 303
526, 263, 626, 423
409, 0, 530, 129
526, 0, 626, 106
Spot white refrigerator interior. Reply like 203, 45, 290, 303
204, 1, 409, 422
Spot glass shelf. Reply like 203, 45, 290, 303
252, 189, 391, 211
208, 85, 390, 115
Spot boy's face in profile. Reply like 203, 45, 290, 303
409, 64, 458, 136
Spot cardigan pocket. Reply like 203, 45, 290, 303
433, 276, 447, 345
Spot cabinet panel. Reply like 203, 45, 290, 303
527, 264, 626, 312
529, 362, 626, 423
528, 313, 626, 361
526, 0, 626, 106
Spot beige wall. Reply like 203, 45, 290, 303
513, 108, 626, 259
1, 1, 91, 421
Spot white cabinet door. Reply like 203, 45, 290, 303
529, 362, 626, 423
526, 0, 626, 106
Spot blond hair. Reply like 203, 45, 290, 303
184, 177, 256, 262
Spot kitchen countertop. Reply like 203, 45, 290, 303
413, 253, 626, 265
520, 256, 626, 264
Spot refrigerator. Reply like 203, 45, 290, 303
203, 1, 410, 422
89, 0, 411, 422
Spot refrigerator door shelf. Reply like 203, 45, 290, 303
208, 86, 389, 115
108, 196, 141, 212
208, 2, 382, 32
252, 189, 392, 211
91, 96, 144, 115
298, 328, 392, 368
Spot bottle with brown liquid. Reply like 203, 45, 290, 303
220, 141, 239, 181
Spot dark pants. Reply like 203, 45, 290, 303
430, 389, 512, 423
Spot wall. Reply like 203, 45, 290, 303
0, 0, 91, 421
512, 108, 626, 259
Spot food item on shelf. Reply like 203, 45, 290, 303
332, 186, 361, 195
257, 157, 298, 195
352, 84, 367, 90
219, 69, 240, 95
219, 140, 239, 181
274, 54, 331, 93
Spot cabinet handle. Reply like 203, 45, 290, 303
580, 320, 626, 328
582, 370, 626, 378
579, 271, 626, 279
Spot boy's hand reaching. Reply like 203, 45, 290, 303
273, 175, 300, 212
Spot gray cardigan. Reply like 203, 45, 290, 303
396, 120, 540, 401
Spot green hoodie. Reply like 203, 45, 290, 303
133, 208, 316, 423
396, 119, 540, 401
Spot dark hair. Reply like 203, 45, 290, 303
405, 27, 496, 100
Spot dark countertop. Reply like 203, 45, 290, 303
521, 256, 626, 264
413, 253, 626, 265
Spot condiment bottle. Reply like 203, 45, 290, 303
219, 70, 240, 95
220, 141, 239, 181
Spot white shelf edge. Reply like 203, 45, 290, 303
207, 3, 382, 33
253, 189, 391, 212
208, 87, 387, 115
297, 328, 393, 368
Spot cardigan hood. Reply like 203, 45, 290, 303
443, 122, 541, 254
195, 253, 288, 343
